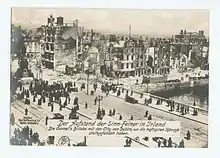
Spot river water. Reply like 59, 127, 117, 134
152, 85, 209, 110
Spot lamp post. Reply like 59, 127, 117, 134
86, 68, 91, 95
98, 95, 101, 110
164, 73, 167, 92
146, 75, 150, 93
97, 95, 102, 119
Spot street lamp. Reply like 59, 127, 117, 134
97, 95, 102, 119
164, 73, 168, 92
86, 68, 92, 95
146, 75, 150, 93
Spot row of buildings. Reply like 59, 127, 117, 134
11, 15, 209, 78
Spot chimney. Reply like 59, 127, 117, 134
180, 30, 183, 35
84, 136, 87, 145
75, 19, 78, 27
91, 29, 94, 43
129, 24, 131, 38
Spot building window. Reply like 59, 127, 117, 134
132, 48, 134, 52
136, 63, 139, 67
140, 54, 143, 59
121, 63, 124, 69
131, 63, 134, 68
51, 44, 54, 51
127, 55, 129, 60
46, 44, 49, 50
131, 55, 134, 60
126, 63, 129, 68
141, 61, 143, 66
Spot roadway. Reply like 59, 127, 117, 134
69, 83, 208, 148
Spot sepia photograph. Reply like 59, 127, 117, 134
10, 8, 209, 148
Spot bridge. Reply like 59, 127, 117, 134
111, 86, 208, 126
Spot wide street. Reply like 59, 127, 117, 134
68, 83, 208, 148
10, 60, 208, 147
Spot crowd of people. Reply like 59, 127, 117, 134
10, 126, 44, 146
13, 77, 192, 148
16, 79, 83, 120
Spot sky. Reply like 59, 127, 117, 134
11, 8, 209, 36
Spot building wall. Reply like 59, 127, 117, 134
25, 41, 40, 57
42, 15, 56, 70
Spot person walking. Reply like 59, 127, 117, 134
25, 108, 28, 115
119, 114, 122, 120
145, 110, 148, 117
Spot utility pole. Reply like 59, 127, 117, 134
117, 58, 119, 85
87, 70, 89, 95
129, 24, 131, 39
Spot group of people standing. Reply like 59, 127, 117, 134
10, 126, 43, 146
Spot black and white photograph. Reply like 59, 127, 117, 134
10, 8, 209, 148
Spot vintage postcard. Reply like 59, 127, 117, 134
10, 8, 209, 147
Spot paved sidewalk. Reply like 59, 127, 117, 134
108, 90, 208, 125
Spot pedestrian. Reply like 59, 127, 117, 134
130, 115, 133, 120
145, 110, 148, 117
156, 99, 160, 105
112, 109, 116, 116
131, 91, 133, 96
140, 93, 143, 98
85, 102, 88, 109
25, 108, 28, 115
181, 105, 184, 115
109, 109, 112, 116
163, 139, 167, 147
102, 109, 105, 116
26, 90, 30, 98
179, 139, 185, 148
148, 115, 152, 120
125, 138, 129, 147
176, 104, 180, 111
38, 98, 42, 106
64, 98, 67, 107
94, 97, 97, 105
51, 104, 54, 112
168, 137, 172, 147
19, 84, 22, 91
117, 90, 120, 96
45, 116, 48, 125
144, 98, 148, 105
106, 91, 109, 96
42, 96, 46, 103
59, 105, 62, 111
68, 96, 70, 104
148, 97, 152, 104
29, 128, 33, 137
119, 115, 122, 120
193, 108, 198, 116
33, 95, 36, 102
158, 140, 161, 148
186, 130, 191, 140
128, 139, 132, 146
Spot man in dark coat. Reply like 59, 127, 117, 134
145, 110, 148, 117
109, 109, 112, 116
168, 137, 172, 147
25, 108, 28, 115
112, 109, 116, 115
45, 116, 49, 125
148, 115, 152, 120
